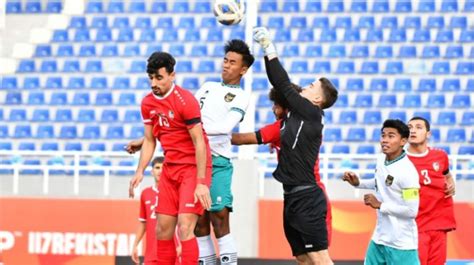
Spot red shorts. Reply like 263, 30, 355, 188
156, 163, 212, 216
418, 230, 447, 265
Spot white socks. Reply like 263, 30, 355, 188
217, 234, 238, 265
197, 235, 216, 265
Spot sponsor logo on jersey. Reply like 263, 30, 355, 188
385, 175, 394, 186
433, 162, 440, 172
224, 93, 236, 102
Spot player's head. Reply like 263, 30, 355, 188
300, 78, 338, 110
147, 52, 176, 97
380, 119, 410, 157
221, 39, 255, 85
268, 83, 302, 119
151, 156, 164, 182
407, 117, 431, 146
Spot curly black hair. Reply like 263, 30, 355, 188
147, 52, 176, 75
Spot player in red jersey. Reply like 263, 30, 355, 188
406, 117, 456, 265
231, 84, 333, 246
131, 157, 182, 265
129, 52, 212, 265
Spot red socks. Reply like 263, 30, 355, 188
180, 237, 199, 265
157, 239, 177, 265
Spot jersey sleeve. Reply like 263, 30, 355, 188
229, 91, 250, 120
181, 91, 202, 129
141, 97, 153, 125
139, 191, 146, 222
257, 120, 281, 145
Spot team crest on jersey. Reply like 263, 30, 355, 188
224, 92, 236, 102
168, 110, 174, 119
385, 175, 394, 186
433, 162, 440, 171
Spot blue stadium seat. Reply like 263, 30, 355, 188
339, 111, 357, 124
332, 145, 350, 154
156, 17, 173, 28
389, 29, 406, 42
328, 45, 346, 58
57, 44, 73, 57
108, 1, 124, 13
0, 109, 2, 120
124, 110, 141, 123
412, 29, 431, 42
388, 111, 407, 121
178, 17, 195, 29
343, 29, 360, 42
282, 45, 299, 57
65, 142, 82, 151
393, 79, 412, 91
253, 78, 269, 91
55, 109, 72, 121
418, 0, 435, 11
72, 92, 90, 105
41, 142, 58, 151
6, 92, 22, 104
197, 61, 214, 73
458, 146, 474, 155
74, 29, 90, 42
346, 128, 366, 141
68, 77, 85, 89
290, 17, 306, 28
451, 95, 471, 108
441, 79, 460, 91
77, 109, 95, 122
95, 28, 112, 42
323, 128, 342, 142
335, 17, 352, 28
346, 78, 363, 91
449, 16, 467, 28
290, 61, 308, 73
84, 60, 101, 72
172, 2, 189, 12
465, 0, 474, 11
0, 126, 8, 138
305, 0, 322, 12
422, 46, 440, 58
381, 16, 397, 28
112, 143, 127, 152
456, 62, 474, 75
162, 29, 178, 41
314, 61, 332, 73
25, 1, 42, 13
466, 79, 474, 91
82, 125, 101, 139
441, 0, 458, 11
35, 45, 52, 57
194, 1, 210, 12
418, 79, 436, 92
52, 29, 69, 42
404, 16, 421, 28
118, 93, 136, 105
135, 17, 151, 28
18, 60, 35, 72
62, 60, 80, 72
461, 111, 474, 126
129, 60, 145, 73
350, 45, 369, 58
327, 0, 344, 12
116, 28, 134, 42
402, 94, 421, 108
336, 61, 354, 74
95, 92, 113, 105
169, 44, 185, 57
184, 29, 201, 41
59, 125, 77, 139
40, 60, 57, 72
20, 159, 42, 175
358, 16, 375, 28
23, 77, 40, 89
106, 126, 124, 139
14, 125, 32, 138
370, 79, 388, 91
447, 129, 465, 142
360, 62, 379, 74
90, 77, 108, 89
354, 94, 373, 107
2, 77, 17, 89
312, 17, 329, 28
92, 17, 108, 27
427, 16, 445, 28
372, 0, 389, 12
305, 45, 322, 57
435, 30, 454, 42
374, 46, 393, 58
395, 0, 412, 12
86, 1, 103, 12
363, 111, 382, 124
32, 109, 49, 121
89, 143, 106, 151
445, 45, 463, 58
0, 142, 12, 150
130, 126, 144, 139
267, 17, 284, 28
200, 17, 217, 28
366, 29, 383, 42
432, 62, 450, 74
79, 45, 95, 56
183, 77, 199, 90
113, 77, 131, 89
398, 46, 417, 58
6, 1, 21, 13
146, 44, 162, 56
101, 110, 119, 123
128, 1, 145, 12
427, 94, 446, 107
9, 109, 26, 121
283, 1, 299, 11
151, 1, 167, 12
437, 111, 456, 125
190, 45, 208, 57
319, 29, 337, 42
351, 1, 367, 12
274, 29, 291, 42
357, 145, 375, 154
378, 94, 397, 107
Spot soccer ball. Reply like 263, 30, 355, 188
213, 0, 245, 26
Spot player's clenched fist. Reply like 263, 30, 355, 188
129, 173, 144, 198
194, 183, 211, 210
253, 27, 277, 57
342, 171, 360, 187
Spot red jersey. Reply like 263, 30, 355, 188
408, 148, 456, 232
139, 186, 159, 263
141, 85, 211, 165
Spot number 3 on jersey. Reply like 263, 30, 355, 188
421, 169, 431, 185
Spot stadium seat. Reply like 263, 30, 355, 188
404, 16, 421, 28
388, 111, 407, 121
422, 46, 440, 58
113, 77, 131, 89
197, 61, 215, 73
116, 28, 134, 42
319, 29, 337, 42
41, 142, 58, 151
18, 60, 35, 72
200, 17, 217, 28
151, 1, 167, 12
156, 17, 173, 28
52, 29, 69, 42
381, 16, 397, 28
108, 1, 124, 13
354, 94, 373, 107
130, 126, 144, 139
290, 61, 308, 73
324, 128, 342, 142
79, 45, 95, 57
313, 61, 332, 73
283, 1, 299, 11
395, 1, 412, 12
363, 111, 382, 124
456, 62, 474, 75
65, 142, 82, 151
427, 16, 445, 28
413, 111, 432, 123
339, 111, 357, 124
458, 146, 474, 155
418, 79, 436, 91
328, 45, 346, 58
25, 1, 42, 13
74, 29, 91, 42
95, 28, 112, 42
432, 62, 451, 74
466, 79, 474, 91
139, 29, 156, 42
55, 109, 72, 121
437, 111, 456, 125
14, 125, 32, 138
77, 109, 95, 122
190, 45, 208, 57
2, 77, 17, 89
89, 143, 106, 152
84, 60, 102, 72
449, 16, 467, 28
393, 79, 412, 91
346, 78, 363, 91
446, 129, 465, 142
327, 0, 344, 12
257, 96, 272, 108
398, 46, 417, 58
40, 60, 57, 72
194, 1, 210, 12
95, 92, 113, 105
451, 95, 471, 108
441, 79, 460, 91
267, 17, 284, 28
358, 16, 375, 28
90, 77, 108, 89
335, 17, 351, 28
372, 0, 389, 12
32, 109, 49, 121
0, 142, 12, 150
57, 44, 73, 57
461, 112, 474, 125
178, 17, 195, 29
6, 92, 22, 104
27, 92, 45, 105
369, 79, 388, 91
172, 2, 189, 12
68, 77, 85, 89
350, 45, 369, 58
146, 44, 163, 56
0, 126, 8, 138
441, 0, 458, 11
282, 45, 300, 57
72, 92, 90, 105
35, 45, 52, 57
59, 125, 77, 139
112, 143, 127, 152
36, 125, 54, 138
118, 93, 136, 105
332, 145, 350, 154
9, 109, 26, 121
124, 110, 141, 123
290, 17, 306, 28
336, 61, 354, 74
23, 77, 40, 89
374, 46, 393, 58
389, 29, 406, 42
465, 0, 474, 11
360, 62, 378, 74
305, 0, 322, 12
412, 29, 431, 42
334, 94, 348, 107
63, 60, 80, 72
6, 1, 21, 13
378, 94, 397, 107
426, 94, 446, 108
346, 128, 366, 142
86, 1, 102, 12
183, 77, 199, 90
274, 29, 291, 42
135, 17, 151, 28
129, 60, 145, 73
305, 45, 322, 57
106, 126, 124, 139
129, 1, 145, 12
435, 30, 454, 42
445, 45, 463, 58
20, 159, 42, 175
402, 94, 421, 108
82, 125, 101, 139
168, 44, 184, 57
351, 1, 367, 12
101, 110, 119, 123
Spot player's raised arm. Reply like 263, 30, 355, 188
231, 132, 258, 145
188, 123, 211, 210
129, 124, 156, 198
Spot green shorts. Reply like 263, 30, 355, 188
209, 155, 233, 212
365, 240, 420, 265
